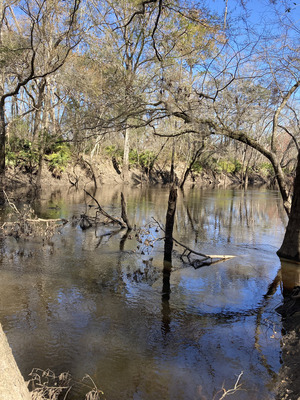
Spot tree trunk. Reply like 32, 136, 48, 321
164, 187, 177, 262
121, 192, 132, 230
170, 138, 175, 184
36, 80, 48, 190
180, 144, 204, 189
0, 103, 6, 205
122, 127, 130, 182
0, 324, 31, 400
277, 150, 300, 261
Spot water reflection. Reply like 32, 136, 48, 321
0, 187, 287, 399
162, 260, 172, 336
280, 261, 300, 294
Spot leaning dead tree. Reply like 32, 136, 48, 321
80, 190, 132, 231
153, 185, 235, 269
154, 216, 235, 268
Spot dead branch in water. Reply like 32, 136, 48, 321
214, 371, 244, 400
121, 192, 132, 230
84, 190, 126, 228
152, 217, 235, 268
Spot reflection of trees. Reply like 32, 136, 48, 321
0, 186, 288, 399
254, 271, 281, 381
162, 260, 172, 335
176, 188, 286, 247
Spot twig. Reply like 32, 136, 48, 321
3, 190, 20, 214
215, 371, 244, 400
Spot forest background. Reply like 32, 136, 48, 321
0, 0, 299, 194
1, 1, 300, 399
0, 0, 299, 232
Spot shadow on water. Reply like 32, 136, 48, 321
162, 260, 172, 336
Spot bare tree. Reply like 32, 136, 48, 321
0, 0, 81, 202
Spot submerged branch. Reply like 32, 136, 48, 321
152, 217, 235, 267
84, 190, 126, 228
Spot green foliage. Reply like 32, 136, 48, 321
195, 156, 221, 173
45, 143, 71, 174
104, 146, 156, 171
9, 120, 30, 144
258, 162, 274, 176
129, 149, 156, 171
191, 161, 203, 173
191, 157, 242, 175
6, 138, 39, 172
218, 159, 242, 174
104, 145, 123, 160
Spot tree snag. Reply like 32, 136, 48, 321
121, 192, 132, 230
164, 186, 177, 262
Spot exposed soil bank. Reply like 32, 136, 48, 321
4, 157, 270, 197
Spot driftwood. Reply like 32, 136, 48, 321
153, 217, 235, 268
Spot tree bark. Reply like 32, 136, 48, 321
180, 144, 204, 189
122, 127, 130, 182
277, 150, 300, 261
170, 138, 175, 184
0, 103, 6, 205
164, 186, 177, 262
121, 192, 132, 230
0, 324, 31, 400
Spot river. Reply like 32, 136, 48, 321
0, 186, 288, 399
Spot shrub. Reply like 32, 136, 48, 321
45, 143, 71, 175
129, 149, 156, 171
104, 145, 123, 160
218, 159, 242, 174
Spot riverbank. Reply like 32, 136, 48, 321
4, 156, 271, 198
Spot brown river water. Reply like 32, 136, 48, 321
0, 186, 290, 399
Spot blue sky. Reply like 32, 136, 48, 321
208, 0, 300, 30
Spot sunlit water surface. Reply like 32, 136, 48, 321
0, 186, 287, 399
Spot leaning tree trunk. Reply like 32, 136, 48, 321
180, 145, 204, 189
0, 324, 32, 400
277, 150, 300, 261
